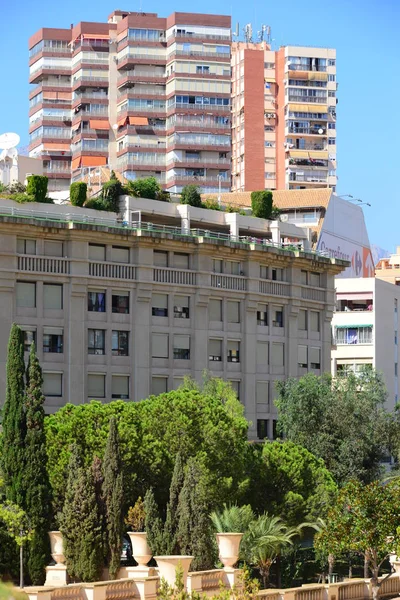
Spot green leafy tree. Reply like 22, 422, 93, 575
251, 191, 273, 219
0, 501, 33, 588
26, 175, 48, 203
24, 344, 51, 584
275, 371, 392, 484
163, 452, 185, 554
1, 324, 26, 506
103, 417, 124, 579
70, 182, 87, 207
180, 185, 202, 207
126, 177, 162, 200
315, 480, 400, 600
101, 171, 124, 212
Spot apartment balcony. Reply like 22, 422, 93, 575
166, 31, 231, 44
166, 174, 230, 186
123, 171, 166, 184
117, 70, 167, 89
167, 157, 230, 168
168, 116, 231, 132
29, 46, 71, 64
288, 64, 327, 72
43, 166, 71, 179
118, 88, 166, 100
289, 172, 328, 184
72, 140, 109, 154
287, 126, 327, 135
72, 95, 108, 109
30, 65, 71, 84
72, 76, 109, 90
117, 54, 166, 70
288, 96, 328, 104
118, 142, 167, 155
167, 135, 230, 151
286, 142, 327, 151
117, 105, 166, 119
167, 49, 230, 61
167, 102, 230, 115
117, 156, 166, 170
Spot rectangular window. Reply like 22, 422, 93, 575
23, 329, 36, 353
328, 74, 336, 81
209, 339, 222, 362
328, 59, 336, 66
44, 241, 63, 257
310, 347, 321, 369
43, 327, 63, 353
43, 372, 62, 397
88, 329, 105, 355
310, 272, 321, 287
298, 345, 308, 368
88, 290, 106, 312
257, 305, 268, 326
17, 239, 36, 255
154, 250, 168, 267
260, 265, 269, 279
152, 377, 168, 395
152, 333, 169, 358
300, 270, 308, 285
256, 382, 269, 410
273, 307, 284, 327
173, 335, 190, 360
227, 340, 240, 363
335, 326, 373, 345
226, 261, 241, 275
89, 244, 106, 261
174, 296, 189, 319
112, 291, 129, 314
213, 259, 223, 273
230, 380, 240, 399
310, 311, 320, 332
43, 283, 63, 310
272, 268, 284, 281
209, 299, 222, 321
112, 375, 129, 399
257, 342, 269, 366
111, 246, 129, 263
16, 282, 36, 308
174, 253, 189, 269
152, 293, 168, 317
271, 342, 284, 367
298, 309, 307, 331
88, 374, 105, 398
112, 331, 129, 356
227, 301, 240, 323
257, 419, 269, 440
328, 137, 336, 145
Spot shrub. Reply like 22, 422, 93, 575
251, 190, 273, 219
125, 497, 146, 532
26, 175, 48, 203
225, 205, 247, 215
202, 198, 221, 211
155, 189, 171, 202
181, 185, 202, 207
84, 198, 108, 211
101, 172, 124, 213
126, 177, 161, 200
9, 193, 35, 203
70, 182, 87, 207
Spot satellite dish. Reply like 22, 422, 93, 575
0, 132, 20, 150
318, 128, 324, 135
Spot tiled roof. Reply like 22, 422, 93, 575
201, 188, 333, 210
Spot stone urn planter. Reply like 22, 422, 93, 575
154, 556, 194, 588
49, 531, 65, 565
216, 533, 243, 569
128, 532, 152, 566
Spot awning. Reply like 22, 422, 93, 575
335, 324, 372, 329
117, 115, 128, 128
264, 77, 275, 83
71, 157, 81, 170
308, 71, 328, 81
337, 292, 373, 300
129, 116, 149, 125
309, 151, 329, 159
43, 143, 70, 150
81, 156, 107, 167
82, 33, 110, 40
288, 70, 308, 78
288, 104, 328, 113
90, 119, 109, 130
289, 150, 309, 159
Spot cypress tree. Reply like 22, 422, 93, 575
143, 488, 165, 555
103, 417, 124, 579
163, 452, 185, 554
24, 343, 51, 584
176, 458, 216, 571
0, 324, 26, 506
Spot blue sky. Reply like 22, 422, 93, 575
1, 0, 398, 250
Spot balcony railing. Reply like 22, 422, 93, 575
288, 127, 326, 135
89, 262, 136, 280
118, 88, 166, 97
168, 135, 230, 147
288, 96, 328, 104
169, 102, 230, 112
167, 157, 230, 165
289, 173, 328, 183
288, 64, 327, 72
153, 267, 197, 286
167, 32, 231, 42
170, 117, 230, 129
72, 76, 109, 84
301, 287, 325, 302
121, 53, 166, 62
259, 280, 290, 297
168, 50, 230, 59
287, 143, 327, 151
17, 255, 70, 274
211, 274, 247, 291
117, 156, 166, 167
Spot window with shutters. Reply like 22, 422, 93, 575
43, 327, 63, 353
17, 239, 36, 255
271, 342, 284, 367
88, 290, 106, 312
310, 347, 321, 369
152, 333, 169, 358
209, 339, 222, 362
154, 250, 168, 267
112, 375, 129, 399
257, 419, 269, 440
227, 301, 240, 323
43, 372, 62, 397
112, 291, 129, 314
209, 299, 222, 322
227, 340, 240, 363
230, 380, 240, 399
16, 282, 36, 308
88, 329, 105, 355
310, 272, 321, 287
44, 240, 63, 257
256, 382, 269, 411
173, 335, 190, 360
257, 304, 268, 326
89, 244, 106, 261
298, 345, 308, 368
174, 296, 189, 318
152, 377, 168, 395
44, 283, 63, 310
174, 252, 190, 269
272, 267, 284, 281
213, 259, 223, 273
300, 270, 308, 285
88, 374, 105, 398
226, 260, 241, 275
310, 311, 320, 332
298, 309, 307, 330
272, 306, 284, 327
257, 342, 269, 366
152, 293, 168, 317
22, 329, 36, 352
111, 246, 129, 263
112, 331, 129, 356
260, 265, 269, 279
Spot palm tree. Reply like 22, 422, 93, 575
210, 504, 255, 534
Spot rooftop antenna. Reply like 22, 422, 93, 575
243, 23, 253, 43
266, 25, 271, 44
232, 22, 239, 38
258, 24, 267, 42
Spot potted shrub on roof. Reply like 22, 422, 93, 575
125, 497, 152, 567
210, 504, 253, 569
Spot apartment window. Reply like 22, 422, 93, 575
112, 246, 129, 263
17, 239, 36, 255
328, 90, 336, 98
174, 252, 189, 269
16, 282, 36, 308
310, 272, 321, 287
227, 301, 240, 323
23, 329, 36, 353
152, 293, 168, 317
88, 374, 105, 398
328, 59, 336, 66
257, 342, 269, 366
152, 333, 169, 358
112, 375, 129, 399
335, 326, 373, 345
272, 307, 284, 327
260, 265, 269, 279
328, 74, 336, 81
112, 331, 129, 356
154, 250, 168, 267
44, 283, 63, 310
226, 261, 241, 275
257, 305, 268, 326
196, 65, 210, 74
44, 241, 63, 257
272, 268, 284, 281
298, 345, 308, 368
88, 290, 106, 312
257, 419, 269, 440
328, 137, 336, 145
271, 342, 284, 367
300, 270, 308, 285
174, 296, 189, 319
328, 122, 336, 129
209, 339, 222, 362
112, 291, 129, 314
213, 259, 223, 273
43, 327, 63, 353
310, 347, 321, 369
88, 329, 105, 355
89, 244, 106, 261
230, 380, 240, 399
173, 335, 190, 360
310, 311, 320, 333
298, 309, 307, 331
152, 377, 168, 395
43, 373, 62, 397
256, 382, 269, 411
227, 340, 240, 363
209, 299, 222, 321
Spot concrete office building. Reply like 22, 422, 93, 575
332, 277, 400, 410
0, 196, 346, 440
